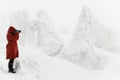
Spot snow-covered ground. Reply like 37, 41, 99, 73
0, 0, 120, 80
1, 43, 120, 80
0, 13, 120, 80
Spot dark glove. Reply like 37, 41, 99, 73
16, 30, 21, 33
11, 30, 21, 36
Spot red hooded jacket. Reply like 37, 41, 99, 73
6, 26, 19, 59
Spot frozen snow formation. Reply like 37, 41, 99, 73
75, 7, 119, 53
74, 7, 113, 49
10, 10, 63, 56
9, 9, 117, 69
59, 39, 102, 69
10, 10, 30, 46
59, 7, 112, 69
29, 11, 63, 56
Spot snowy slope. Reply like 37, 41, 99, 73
0, 1, 120, 80
8, 9, 120, 71
0, 23, 119, 80
1, 43, 120, 80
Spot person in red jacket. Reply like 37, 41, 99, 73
6, 26, 21, 73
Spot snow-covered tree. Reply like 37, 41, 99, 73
10, 10, 63, 56
10, 10, 30, 46
29, 11, 63, 56
59, 7, 106, 69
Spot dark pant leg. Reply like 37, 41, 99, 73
8, 59, 14, 71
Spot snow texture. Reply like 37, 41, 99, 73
75, 7, 118, 53
59, 7, 112, 69
10, 10, 63, 57
9, 8, 120, 70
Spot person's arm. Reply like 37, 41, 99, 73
7, 32, 19, 41
11, 30, 21, 36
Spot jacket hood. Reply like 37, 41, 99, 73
8, 26, 16, 33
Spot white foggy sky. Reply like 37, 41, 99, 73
0, 0, 120, 33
